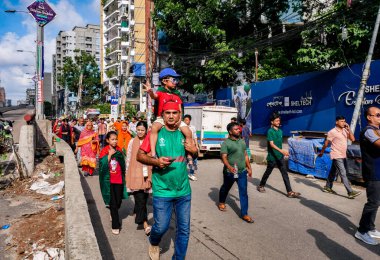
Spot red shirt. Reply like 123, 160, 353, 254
109, 158, 123, 184
156, 91, 182, 116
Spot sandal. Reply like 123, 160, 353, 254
287, 191, 301, 198
242, 215, 255, 223
144, 225, 152, 236
257, 186, 266, 193
218, 203, 227, 211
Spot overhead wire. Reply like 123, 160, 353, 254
169, 3, 375, 66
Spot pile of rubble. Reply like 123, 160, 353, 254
0, 154, 65, 259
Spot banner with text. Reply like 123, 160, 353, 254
216, 60, 380, 137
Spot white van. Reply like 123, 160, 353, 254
184, 106, 238, 157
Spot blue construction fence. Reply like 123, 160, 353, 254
216, 60, 380, 138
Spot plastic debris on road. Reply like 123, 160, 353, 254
33, 248, 64, 260
30, 180, 50, 191
30, 180, 64, 195
32, 251, 48, 260
38, 173, 52, 179
1, 224, 10, 229
51, 195, 64, 201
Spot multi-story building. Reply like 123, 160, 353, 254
101, 0, 155, 114
0, 87, 5, 108
26, 88, 36, 106
53, 24, 100, 116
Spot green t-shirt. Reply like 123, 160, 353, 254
220, 137, 247, 172
267, 127, 283, 161
153, 128, 191, 198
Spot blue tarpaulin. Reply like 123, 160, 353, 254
288, 138, 332, 179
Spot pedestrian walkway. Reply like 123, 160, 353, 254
81, 159, 380, 259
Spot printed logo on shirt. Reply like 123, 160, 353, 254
159, 137, 166, 147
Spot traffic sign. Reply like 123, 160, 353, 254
27, 0, 56, 27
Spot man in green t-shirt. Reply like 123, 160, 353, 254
257, 113, 301, 198
218, 122, 254, 223
137, 102, 198, 260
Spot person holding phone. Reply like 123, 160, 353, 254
137, 101, 198, 260
319, 115, 361, 198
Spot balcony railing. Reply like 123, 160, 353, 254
104, 22, 121, 33
105, 36, 121, 45
104, 9, 119, 22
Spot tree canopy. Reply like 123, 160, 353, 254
153, 0, 380, 92
57, 50, 104, 107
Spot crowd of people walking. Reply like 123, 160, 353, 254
50, 68, 379, 259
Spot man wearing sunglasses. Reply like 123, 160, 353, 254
355, 106, 380, 245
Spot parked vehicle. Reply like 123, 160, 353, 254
184, 106, 238, 157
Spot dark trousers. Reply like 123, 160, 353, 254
219, 170, 249, 217
259, 158, 292, 193
99, 134, 106, 148
133, 190, 149, 225
110, 183, 124, 229
358, 181, 380, 233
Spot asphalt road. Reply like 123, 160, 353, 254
82, 159, 380, 260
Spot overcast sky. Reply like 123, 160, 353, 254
0, 0, 100, 104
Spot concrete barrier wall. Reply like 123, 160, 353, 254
18, 125, 35, 177
55, 139, 102, 260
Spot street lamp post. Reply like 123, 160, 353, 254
5, 1, 56, 120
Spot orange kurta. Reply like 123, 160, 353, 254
117, 130, 132, 153
114, 121, 122, 133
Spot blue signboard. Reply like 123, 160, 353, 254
110, 96, 118, 105
27, 0, 56, 27
216, 60, 380, 137
133, 63, 146, 77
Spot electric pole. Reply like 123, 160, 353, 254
350, 4, 380, 134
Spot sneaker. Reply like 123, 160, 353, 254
148, 244, 160, 260
322, 186, 337, 194
368, 229, 380, 238
355, 231, 379, 245
348, 190, 361, 199
188, 174, 197, 181
111, 229, 120, 235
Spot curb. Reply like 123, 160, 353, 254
55, 139, 102, 260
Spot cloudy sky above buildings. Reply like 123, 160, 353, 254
0, 0, 100, 103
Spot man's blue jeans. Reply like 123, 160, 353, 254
219, 170, 249, 217
149, 194, 191, 260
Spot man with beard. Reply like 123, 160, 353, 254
218, 122, 254, 223
137, 101, 198, 260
